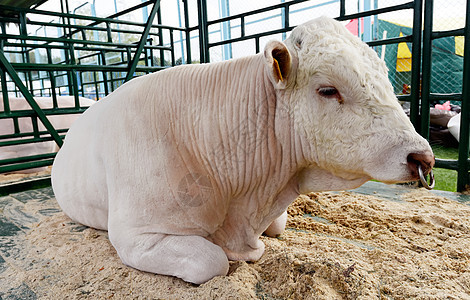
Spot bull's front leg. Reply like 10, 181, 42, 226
108, 226, 229, 284
264, 210, 288, 237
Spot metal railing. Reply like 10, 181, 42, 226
0, 0, 187, 173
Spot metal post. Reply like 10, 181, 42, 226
197, 0, 209, 63
157, 6, 164, 66
409, 0, 423, 130
457, 0, 470, 191
420, 0, 433, 139
340, 0, 345, 17
124, 0, 161, 82
176, 0, 185, 64
183, 0, 191, 64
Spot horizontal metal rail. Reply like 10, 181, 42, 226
0, 34, 171, 51
8, 63, 166, 72
0, 158, 55, 173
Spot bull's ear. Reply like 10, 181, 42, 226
263, 40, 292, 89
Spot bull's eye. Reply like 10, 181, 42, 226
317, 86, 343, 104
317, 87, 339, 97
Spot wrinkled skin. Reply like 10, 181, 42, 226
52, 17, 434, 284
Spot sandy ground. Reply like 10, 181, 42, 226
1, 187, 470, 299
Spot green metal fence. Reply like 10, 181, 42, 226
1, 0, 470, 192
0, 0, 184, 174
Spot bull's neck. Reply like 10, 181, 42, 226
195, 55, 299, 201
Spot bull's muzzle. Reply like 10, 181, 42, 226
407, 152, 435, 189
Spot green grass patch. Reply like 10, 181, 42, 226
431, 145, 459, 192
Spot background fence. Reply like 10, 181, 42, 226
1, 0, 469, 192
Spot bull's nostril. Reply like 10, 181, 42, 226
407, 152, 435, 176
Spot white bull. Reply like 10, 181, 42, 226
0, 96, 95, 173
52, 17, 434, 284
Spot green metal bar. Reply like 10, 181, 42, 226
0, 176, 52, 197
1, 68, 9, 113
0, 51, 63, 147
157, 6, 164, 67
457, 0, 470, 191
67, 43, 81, 107
410, 0, 423, 132
183, 0, 191, 64
197, 0, 209, 63
31, 117, 40, 138
435, 158, 461, 171
340, 0, 345, 17
1, 36, 170, 52
0, 160, 55, 174
0, 4, 160, 29
432, 28, 465, 39
419, 0, 433, 139
124, 0, 161, 82
0, 128, 68, 141
335, 2, 414, 21
169, 29, 175, 66
106, 22, 113, 43
0, 153, 56, 166
0, 134, 66, 147
10, 62, 165, 72
45, 48, 58, 108
13, 118, 20, 135
20, 19, 174, 37
100, 53, 109, 96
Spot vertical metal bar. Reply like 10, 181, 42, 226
457, 0, 470, 191
0, 51, 63, 147
1, 68, 9, 113
46, 48, 58, 108
176, 0, 185, 64
68, 43, 80, 107
170, 29, 176, 66
110, 70, 115, 93
409, 0, 423, 130
13, 118, 20, 135
31, 117, 39, 139
157, 5, 164, 66
340, 0, 346, 17
197, 0, 209, 63
420, 0, 433, 140
183, 0, 191, 64
19, 12, 34, 95
241, 15, 245, 38
124, 0, 161, 82
100, 51, 109, 96
106, 22, 113, 43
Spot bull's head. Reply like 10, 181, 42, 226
263, 17, 434, 192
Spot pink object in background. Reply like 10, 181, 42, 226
345, 18, 364, 36
435, 101, 451, 111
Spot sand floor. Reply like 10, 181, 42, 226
0, 184, 469, 299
